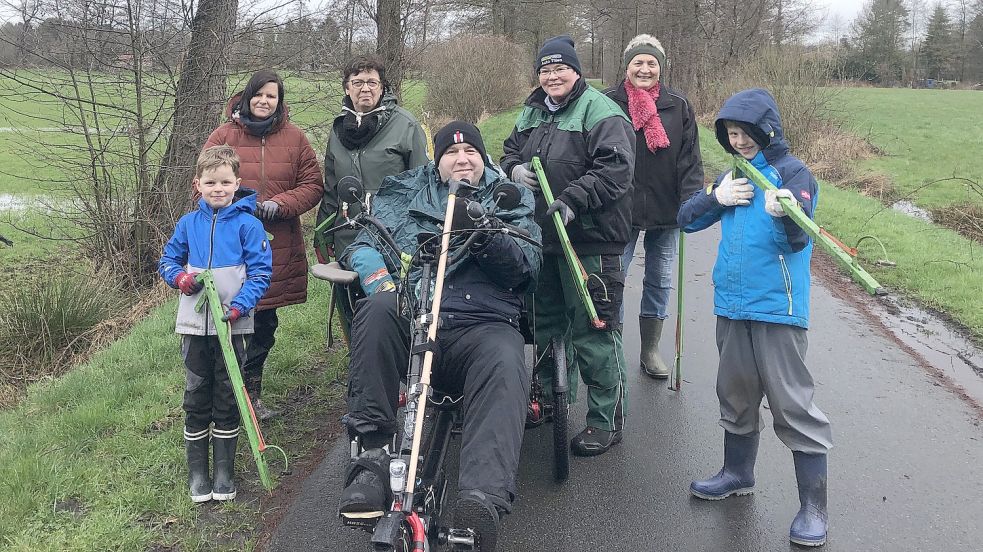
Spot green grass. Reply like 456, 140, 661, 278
833, 87, 983, 210
0, 274, 348, 550
817, 184, 983, 336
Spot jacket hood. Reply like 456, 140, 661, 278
406, 163, 508, 221
714, 88, 788, 162
197, 186, 259, 219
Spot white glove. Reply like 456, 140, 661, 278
511, 163, 540, 191
765, 188, 795, 217
713, 172, 754, 207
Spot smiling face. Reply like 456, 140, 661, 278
626, 54, 660, 90
345, 69, 384, 112
437, 142, 485, 184
195, 165, 240, 209
538, 63, 577, 103
726, 122, 761, 160
248, 81, 280, 120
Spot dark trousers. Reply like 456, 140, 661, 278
182, 334, 246, 433
242, 308, 278, 398
345, 292, 530, 512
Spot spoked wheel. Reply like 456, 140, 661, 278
549, 336, 570, 482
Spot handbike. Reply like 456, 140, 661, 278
310, 177, 566, 550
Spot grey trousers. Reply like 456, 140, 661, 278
715, 317, 833, 455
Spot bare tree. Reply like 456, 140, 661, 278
0, 0, 239, 288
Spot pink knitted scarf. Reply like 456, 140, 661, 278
625, 80, 670, 152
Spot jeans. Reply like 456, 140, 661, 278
621, 228, 679, 321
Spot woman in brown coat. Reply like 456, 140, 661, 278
203, 69, 323, 419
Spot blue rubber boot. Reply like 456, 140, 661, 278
690, 431, 759, 500
790, 452, 828, 547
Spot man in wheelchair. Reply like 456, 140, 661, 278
337, 121, 542, 549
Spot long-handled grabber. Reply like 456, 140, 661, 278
531, 156, 605, 329
670, 229, 684, 391
194, 271, 288, 492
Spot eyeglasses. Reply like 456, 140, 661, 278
538, 66, 572, 77
348, 79, 381, 90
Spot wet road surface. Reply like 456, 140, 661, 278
267, 227, 983, 552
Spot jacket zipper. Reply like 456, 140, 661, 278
779, 254, 793, 315
206, 210, 217, 331
260, 136, 266, 190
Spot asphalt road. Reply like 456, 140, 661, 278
267, 226, 983, 552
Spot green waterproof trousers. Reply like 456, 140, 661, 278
535, 253, 628, 431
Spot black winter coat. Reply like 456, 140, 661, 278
605, 81, 704, 230
502, 79, 636, 256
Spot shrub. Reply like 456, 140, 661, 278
0, 269, 125, 385
423, 35, 527, 124
695, 47, 846, 166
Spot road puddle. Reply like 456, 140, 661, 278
873, 294, 983, 404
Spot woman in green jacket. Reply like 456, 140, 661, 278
314, 55, 429, 334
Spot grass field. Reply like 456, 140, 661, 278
833, 87, 983, 210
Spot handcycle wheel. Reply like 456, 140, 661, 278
549, 336, 570, 482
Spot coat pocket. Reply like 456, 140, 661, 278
586, 254, 626, 331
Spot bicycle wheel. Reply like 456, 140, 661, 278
549, 336, 570, 482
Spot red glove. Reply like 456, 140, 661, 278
175, 272, 203, 295
221, 306, 242, 323
314, 239, 335, 264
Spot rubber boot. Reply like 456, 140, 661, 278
690, 431, 759, 500
211, 427, 238, 501
790, 452, 828, 547
185, 427, 211, 503
639, 317, 669, 379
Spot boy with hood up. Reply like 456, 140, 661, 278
677, 88, 833, 547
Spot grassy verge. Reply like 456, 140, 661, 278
0, 269, 348, 550
834, 88, 983, 210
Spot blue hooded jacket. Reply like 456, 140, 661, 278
159, 188, 273, 335
677, 89, 818, 328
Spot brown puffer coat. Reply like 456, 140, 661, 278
202, 95, 323, 310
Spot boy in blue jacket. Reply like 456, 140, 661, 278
159, 145, 273, 503
677, 89, 832, 547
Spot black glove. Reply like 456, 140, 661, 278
450, 200, 475, 233
470, 216, 503, 253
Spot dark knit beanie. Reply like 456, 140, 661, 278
433, 120, 488, 164
536, 35, 583, 76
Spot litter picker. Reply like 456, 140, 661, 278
194, 271, 288, 492
530, 156, 606, 329
733, 156, 887, 296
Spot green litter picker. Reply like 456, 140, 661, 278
194, 271, 288, 492
733, 156, 888, 296
531, 156, 606, 329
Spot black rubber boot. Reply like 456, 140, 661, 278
339, 447, 392, 523
211, 427, 238, 501
453, 490, 501, 551
185, 427, 211, 503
